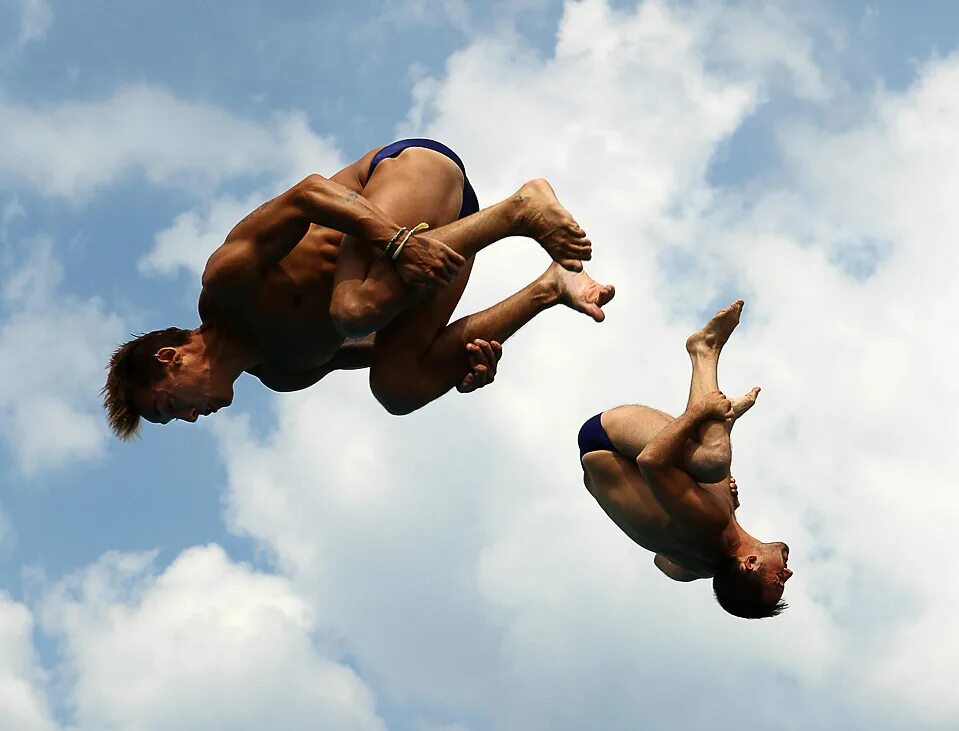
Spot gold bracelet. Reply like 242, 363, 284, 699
391, 222, 430, 261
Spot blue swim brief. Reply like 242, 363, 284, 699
368, 138, 480, 220
578, 413, 616, 461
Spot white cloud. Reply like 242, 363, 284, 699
0, 594, 58, 731
17, 0, 53, 44
0, 82, 346, 468
139, 192, 266, 279
0, 240, 124, 474
683, 1, 835, 102
130, 93, 346, 280
0, 84, 342, 201
39, 545, 385, 731
208, 1, 957, 729
356, 0, 554, 46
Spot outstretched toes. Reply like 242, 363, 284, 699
516, 179, 592, 270
546, 263, 615, 322
730, 386, 761, 418
685, 299, 744, 355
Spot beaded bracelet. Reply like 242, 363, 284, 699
392, 222, 431, 261
383, 227, 407, 259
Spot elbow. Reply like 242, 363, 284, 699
636, 452, 661, 472
300, 173, 327, 189
687, 445, 731, 484
292, 173, 329, 206
330, 295, 386, 338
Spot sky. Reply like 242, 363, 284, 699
0, 0, 957, 729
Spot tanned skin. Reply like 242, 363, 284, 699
581, 301, 792, 601
134, 144, 615, 425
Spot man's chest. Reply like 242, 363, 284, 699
242, 244, 344, 368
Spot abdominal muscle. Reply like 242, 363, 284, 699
245, 226, 347, 369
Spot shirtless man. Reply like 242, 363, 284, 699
103, 138, 615, 438
578, 300, 791, 619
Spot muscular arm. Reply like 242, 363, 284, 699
637, 393, 734, 509
636, 406, 706, 470
635, 406, 707, 503
204, 174, 399, 293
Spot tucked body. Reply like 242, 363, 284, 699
104, 138, 615, 436
580, 301, 792, 618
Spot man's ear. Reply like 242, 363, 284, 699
155, 347, 178, 366
744, 555, 760, 573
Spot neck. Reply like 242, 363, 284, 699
192, 323, 261, 384
721, 518, 764, 560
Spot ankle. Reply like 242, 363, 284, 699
685, 335, 720, 360
506, 189, 532, 237
531, 275, 561, 308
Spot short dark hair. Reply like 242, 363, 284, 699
101, 327, 192, 440
712, 557, 788, 619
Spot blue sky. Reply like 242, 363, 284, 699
0, 0, 575, 589
0, 1, 957, 730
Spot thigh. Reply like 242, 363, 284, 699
603, 404, 731, 476
364, 151, 478, 364
601, 405, 676, 461
371, 255, 475, 370
332, 147, 466, 297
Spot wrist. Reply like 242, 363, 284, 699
684, 402, 706, 423
367, 219, 399, 251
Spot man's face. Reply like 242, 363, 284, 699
136, 348, 232, 425
757, 542, 793, 602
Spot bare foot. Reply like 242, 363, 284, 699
515, 179, 592, 271
730, 386, 761, 418
685, 299, 744, 355
542, 263, 615, 322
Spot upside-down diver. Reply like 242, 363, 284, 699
579, 301, 791, 619
103, 138, 614, 438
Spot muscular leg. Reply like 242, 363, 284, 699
682, 300, 750, 483
602, 300, 758, 482
330, 148, 465, 337
330, 147, 591, 337
371, 263, 614, 415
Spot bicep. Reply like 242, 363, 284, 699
636, 459, 700, 506
227, 183, 312, 247
203, 181, 314, 291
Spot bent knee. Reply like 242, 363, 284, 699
368, 363, 420, 416
367, 149, 464, 226
687, 445, 732, 483
393, 147, 465, 190
330, 294, 390, 338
